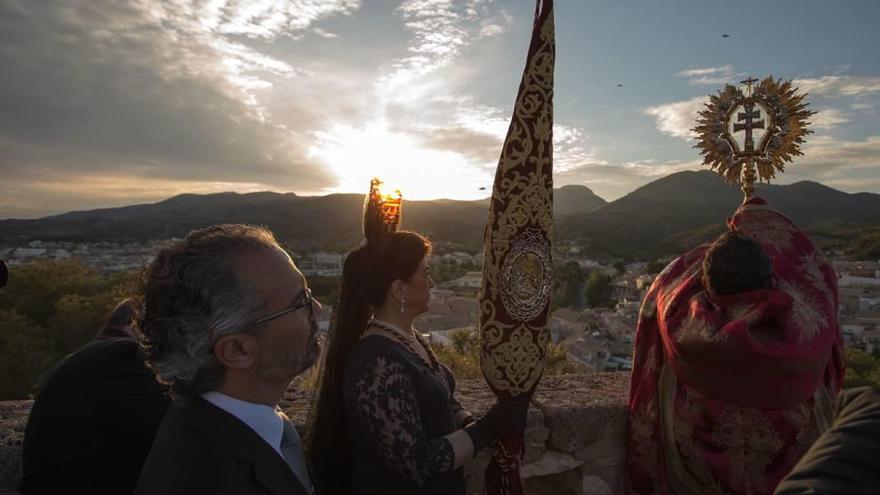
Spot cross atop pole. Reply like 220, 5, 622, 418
740, 77, 759, 97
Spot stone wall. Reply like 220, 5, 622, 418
0, 373, 631, 495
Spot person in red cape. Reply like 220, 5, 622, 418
626, 196, 845, 495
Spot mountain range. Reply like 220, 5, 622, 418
2, 171, 878, 259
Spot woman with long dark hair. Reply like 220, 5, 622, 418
306, 180, 526, 495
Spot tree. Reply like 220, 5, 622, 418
0, 310, 54, 399
308, 276, 342, 306
0, 259, 137, 399
552, 261, 584, 309
844, 348, 880, 388
645, 260, 667, 275
585, 271, 614, 308
849, 233, 880, 260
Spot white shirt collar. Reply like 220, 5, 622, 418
201, 391, 285, 457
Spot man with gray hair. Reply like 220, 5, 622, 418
134, 224, 321, 495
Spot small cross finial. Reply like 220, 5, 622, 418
740, 77, 759, 97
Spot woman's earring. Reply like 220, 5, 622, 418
400, 293, 406, 313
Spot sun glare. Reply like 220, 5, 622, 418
309, 123, 493, 201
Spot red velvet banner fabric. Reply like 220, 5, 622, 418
626, 197, 845, 495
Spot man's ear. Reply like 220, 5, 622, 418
213, 334, 258, 370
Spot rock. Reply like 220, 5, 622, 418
523, 406, 550, 464
0, 374, 634, 495
521, 450, 583, 478
582, 474, 613, 495
524, 468, 582, 495
533, 374, 629, 454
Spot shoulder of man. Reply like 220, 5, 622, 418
29, 338, 147, 409
135, 398, 234, 494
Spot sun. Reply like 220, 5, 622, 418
309, 122, 493, 201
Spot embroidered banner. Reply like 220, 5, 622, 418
478, 1, 554, 493
626, 197, 844, 495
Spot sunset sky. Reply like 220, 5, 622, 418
2, 0, 879, 219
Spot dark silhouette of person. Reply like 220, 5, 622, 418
20, 299, 172, 495
774, 387, 880, 494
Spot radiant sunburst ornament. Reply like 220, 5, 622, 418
693, 76, 815, 198
363, 178, 402, 245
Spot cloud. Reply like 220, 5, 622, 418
212, 0, 359, 38
313, 27, 340, 39
810, 108, 850, 130
0, 0, 364, 217
788, 135, 880, 188
794, 76, 880, 97
677, 65, 741, 85
556, 159, 700, 201
643, 96, 708, 141
381, 0, 503, 89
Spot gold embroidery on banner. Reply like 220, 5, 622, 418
676, 316, 714, 343
660, 262, 703, 321
725, 302, 754, 323
480, 324, 548, 395
736, 210, 797, 251
778, 278, 827, 344
629, 399, 660, 485
500, 228, 553, 322
672, 396, 717, 489
636, 341, 660, 375
799, 252, 832, 308
657, 365, 726, 495
479, 6, 554, 396
712, 406, 783, 495
812, 383, 835, 434
785, 403, 817, 467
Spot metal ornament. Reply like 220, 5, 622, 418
693, 76, 815, 198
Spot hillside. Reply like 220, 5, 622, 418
2, 171, 879, 259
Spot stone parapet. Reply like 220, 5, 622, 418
0, 373, 631, 494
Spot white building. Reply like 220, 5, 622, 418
299, 252, 343, 277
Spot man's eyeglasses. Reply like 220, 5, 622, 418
252, 287, 315, 327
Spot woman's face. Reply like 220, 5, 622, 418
402, 256, 434, 315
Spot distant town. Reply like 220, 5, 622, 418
4, 239, 879, 373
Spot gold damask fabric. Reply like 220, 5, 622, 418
626, 196, 845, 495
479, 0, 554, 399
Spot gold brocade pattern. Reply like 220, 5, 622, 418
500, 228, 553, 322
636, 342, 660, 375
736, 210, 796, 251
725, 302, 755, 323
479, 4, 554, 396
675, 316, 714, 343
630, 399, 660, 484
480, 323, 549, 393
658, 365, 727, 495
712, 406, 783, 495
778, 278, 827, 344
799, 252, 831, 305
784, 403, 817, 467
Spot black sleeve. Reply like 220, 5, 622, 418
445, 369, 473, 426
91, 352, 171, 443
344, 353, 455, 486
774, 387, 880, 495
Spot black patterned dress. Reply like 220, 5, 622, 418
342, 334, 467, 495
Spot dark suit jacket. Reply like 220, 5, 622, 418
774, 387, 880, 494
135, 395, 311, 495
20, 337, 172, 495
